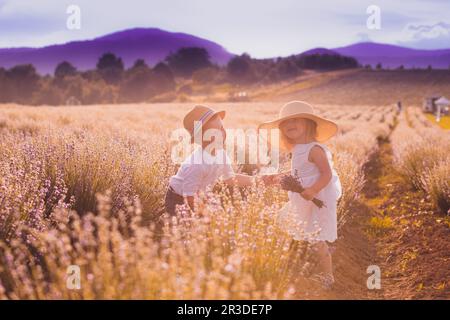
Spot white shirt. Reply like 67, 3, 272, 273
169, 147, 235, 196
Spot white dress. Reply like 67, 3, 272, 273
277, 142, 342, 243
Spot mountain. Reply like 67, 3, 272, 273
299, 47, 337, 56
331, 42, 450, 69
2, 30, 449, 75
0, 28, 234, 74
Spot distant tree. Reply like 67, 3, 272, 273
227, 53, 255, 84
82, 80, 116, 104
376, 62, 383, 70
97, 52, 124, 70
427, 65, 432, 70
296, 54, 358, 70
33, 78, 63, 105
276, 57, 299, 80
364, 64, 372, 70
119, 61, 175, 102
192, 67, 218, 84
131, 59, 148, 70
178, 84, 193, 95
165, 47, 212, 77
397, 65, 405, 70
120, 63, 153, 102
0, 67, 10, 102
152, 62, 176, 92
81, 69, 103, 82
6, 64, 40, 104
54, 61, 77, 79
96, 52, 124, 84
65, 74, 84, 101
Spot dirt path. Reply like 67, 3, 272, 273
331, 120, 449, 299
338, 132, 449, 299
292, 115, 449, 299
330, 138, 388, 299
367, 141, 449, 299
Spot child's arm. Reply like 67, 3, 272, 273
223, 174, 257, 187
185, 173, 274, 211
301, 146, 332, 200
224, 173, 282, 187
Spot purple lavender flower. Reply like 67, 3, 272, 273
280, 175, 326, 209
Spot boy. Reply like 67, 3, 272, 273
165, 104, 270, 215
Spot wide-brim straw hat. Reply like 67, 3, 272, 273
183, 105, 226, 138
258, 101, 338, 142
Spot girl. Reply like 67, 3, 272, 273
259, 101, 342, 289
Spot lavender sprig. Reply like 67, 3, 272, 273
280, 174, 326, 209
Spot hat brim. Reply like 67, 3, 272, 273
203, 110, 226, 126
258, 113, 338, 142
190, 110, 226, 137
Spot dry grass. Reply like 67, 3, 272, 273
391, 107, 450, 214
425, 114, 450, 130
271, 69, 450, 106
0, 102, 401, 299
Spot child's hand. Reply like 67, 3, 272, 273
300, 187, 317, 201
261, 174, 274, 185
261, 173, 282, 185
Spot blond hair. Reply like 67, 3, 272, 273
279, 118, 318, 151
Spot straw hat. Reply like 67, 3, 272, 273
258, 101, 338, 142
183, 105, 226, 137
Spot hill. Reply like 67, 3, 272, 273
275, 69, 450, 106
0, 28, 233, 74
332, 42, 450, 69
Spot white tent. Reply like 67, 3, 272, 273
434, 96, 449, 122
435, 96, 450, 106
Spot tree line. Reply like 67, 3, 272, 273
0, 47, 358, 105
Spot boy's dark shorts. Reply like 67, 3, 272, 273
164, 186, 184, 216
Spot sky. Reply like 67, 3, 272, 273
1, 0, 449, 57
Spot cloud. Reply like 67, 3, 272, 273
398, 22, 450, 49
0, 0, 449, 54
0, 0, 64, 38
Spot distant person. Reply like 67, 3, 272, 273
259, 101, 342, 290
397, 101, 402, 113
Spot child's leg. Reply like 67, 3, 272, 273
287, 240, 313, 284
289, 240, 308, 268
312, 241, 333, 278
